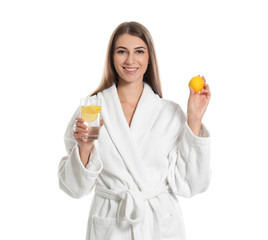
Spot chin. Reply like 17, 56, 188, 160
119, 78, 143, 85
117, 75, 142, 83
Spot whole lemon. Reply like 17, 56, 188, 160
189, 76, 204, 93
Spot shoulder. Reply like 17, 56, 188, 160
159, 98, 184, 115
153, 98, 186, 128
153, 98, 186, 141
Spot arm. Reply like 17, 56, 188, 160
167, 77, 211, 197
58, 108, 103, 199
187, 76, 211, 136
74, 117, 104, 166
167, 120, 211, 197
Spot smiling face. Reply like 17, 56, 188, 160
113, 34, 149, 85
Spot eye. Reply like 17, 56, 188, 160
136, 50, 144, 54
116, 50, 126, 54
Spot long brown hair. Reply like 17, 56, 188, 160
91, 21, 162, 98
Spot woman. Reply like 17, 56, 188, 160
58, 21, 211, 240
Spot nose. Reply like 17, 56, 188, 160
125, 53, 135, 65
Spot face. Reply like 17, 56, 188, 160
113, 34, 149, 85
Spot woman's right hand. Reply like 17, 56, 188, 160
73, 118, 104, 166
73, 118, 104, 146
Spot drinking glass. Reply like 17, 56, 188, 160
80, 97, 102, 140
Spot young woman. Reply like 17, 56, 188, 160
58, 21, 211, 240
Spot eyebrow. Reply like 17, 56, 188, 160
115, 46, 147, 50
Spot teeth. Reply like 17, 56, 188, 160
125, 68, 137, 71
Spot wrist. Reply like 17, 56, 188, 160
78, 140, 94, 149
187, 118, 202, 125
187, 113, 202, 123
187, 118, 202, 137
78, 142, 94, 166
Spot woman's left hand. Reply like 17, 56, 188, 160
187, 76, 211, 134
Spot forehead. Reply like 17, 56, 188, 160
115, 34, 147, 48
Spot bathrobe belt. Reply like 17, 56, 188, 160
95, 184, 171, 225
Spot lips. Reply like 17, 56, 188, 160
123, 67, 138, 74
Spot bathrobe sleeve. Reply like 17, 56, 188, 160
58, 107, 103, 199
167, 105, 211, 198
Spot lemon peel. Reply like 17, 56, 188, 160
189, 76, 204, 93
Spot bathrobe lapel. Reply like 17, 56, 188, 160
128, 83, 161, 135
98, 83, 162, 190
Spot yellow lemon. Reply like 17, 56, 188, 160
189, 76, 204, 93
90, 105, 101, 113
81, 106, 98, 123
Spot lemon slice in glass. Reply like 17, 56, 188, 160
81, 106, 98, 123
90, 105, 101, 113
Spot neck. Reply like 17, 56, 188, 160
117, 81, 144, 104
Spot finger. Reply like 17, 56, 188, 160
201, 88, 211, 98
201, 89, 210, 94
76, 117, 85, 123
76, 121, 88, 130
200, 88, 206, 94
203, 84, 211, 95
74, 121, 88, 132
81, 138, 92, 144
100, 119, 104, 127
73, 131, 89, 139
74, 122, 88, 134
202, 76, 207, 84
74, 126, 88, 134
203, 83, 210, 91
189, 86, 195, 96
203, 82, 209, 87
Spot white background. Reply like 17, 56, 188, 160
1, 0, 268, 239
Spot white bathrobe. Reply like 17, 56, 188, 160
58, 83, 211, 240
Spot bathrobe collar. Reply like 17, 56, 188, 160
98, 83, 162, 190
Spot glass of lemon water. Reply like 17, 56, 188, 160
80, 97, 102, 140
